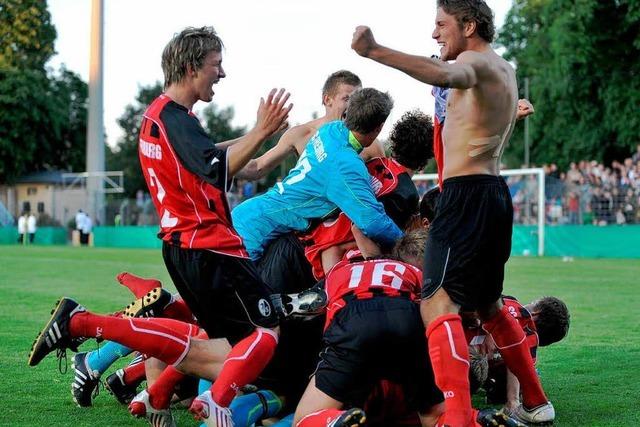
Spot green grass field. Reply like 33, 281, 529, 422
1, 246, 639, 426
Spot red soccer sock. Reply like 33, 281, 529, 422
426, 314, 475, 427
163, 298, 195, 324
148, 365, 185, 409
122, 359, 147, 385
69, 312, 198, 365
117, 272, 162, 299
297, 409, 344, 427
482, 306, 548, 408
210, 328, 278, 407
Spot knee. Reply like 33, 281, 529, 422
420, 289, 459, 326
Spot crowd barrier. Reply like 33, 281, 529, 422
1, 225, 639, 258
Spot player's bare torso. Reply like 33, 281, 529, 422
442, 50, 518, 179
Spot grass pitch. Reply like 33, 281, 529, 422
1, 245, 639, 426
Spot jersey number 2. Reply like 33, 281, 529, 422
147, 167, 178, 227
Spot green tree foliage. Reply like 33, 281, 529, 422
0, 0, 56, 69
106, 82, 163, 197
499, 0, 640, 168
201, 104, 246, 143
0, 0, 87, 183
0, 66, 87, 183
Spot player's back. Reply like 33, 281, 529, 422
232, 120, 368, 259
324, 255, 422, 328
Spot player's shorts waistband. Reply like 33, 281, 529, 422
341, 289, 413, 303
442, 174, 505, 187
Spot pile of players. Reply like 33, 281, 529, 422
28, 3, 571, 426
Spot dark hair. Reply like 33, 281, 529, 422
162, 26, 224, 88
533, 296, 570, 347
437, 0, 495, 43
392, 228, 428, 265
389, 110, 434, 171
344, 88, 393, 134
322, 70, 362, 99
419, 187, 441, 223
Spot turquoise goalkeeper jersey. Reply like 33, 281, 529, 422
232, 120, 403, 260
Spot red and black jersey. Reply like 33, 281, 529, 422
323, 254, 422, 329
138, 94, 247, 257
432, 86, 448, 189
300, 157, 418, 280
466, 295, 539, 364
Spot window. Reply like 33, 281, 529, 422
27, 187, 37, 195
37, 202, 45, 213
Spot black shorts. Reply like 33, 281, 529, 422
256, 234, 316, 294
162, 242, 279, 344
314, 296, 443, 411
255, 234, 322, 407
422, 175, 513, 309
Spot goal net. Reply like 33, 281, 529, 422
412, 168, 546, 256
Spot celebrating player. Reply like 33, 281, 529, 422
352, 1, 555, 424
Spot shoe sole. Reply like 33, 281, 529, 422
336, 408, 366, 427
28, 298, 67, 367
123, 287, 164, 318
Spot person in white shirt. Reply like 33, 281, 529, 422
27, 213, 37, 243
81, 215, 92, 246
17, 213, 27, 244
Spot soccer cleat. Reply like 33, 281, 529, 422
129, 389, 176, 427
477, 408, 527, 427
512, 401, 555, 425
105, 368, 139, 405
328, 408, 366, 427
28, 297, 86, 367
71, 352, 100, 407
282, 285, 328, 318
189, 390, 234, 427
123, 287, 173, 318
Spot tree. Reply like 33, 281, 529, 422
498, 0, 640, 168
0, 0, 56, 70
201, 104, 246, 143
106, 82, 163, 197
0, 0, 87, 183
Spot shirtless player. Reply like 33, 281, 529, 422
352, 1, 555, 425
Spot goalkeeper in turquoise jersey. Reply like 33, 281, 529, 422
233, 88, 403, 261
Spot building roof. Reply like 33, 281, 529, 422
15, 171, 68, 185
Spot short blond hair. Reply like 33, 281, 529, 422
161, 26, 223, 88
392, 229, 428, 267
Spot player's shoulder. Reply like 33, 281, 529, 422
457, 49, 504, 75
279, 123, 317, 153
456, 49, 488, 64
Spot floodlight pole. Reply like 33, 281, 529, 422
86, 0, 105, 225
524, 77, 530, 168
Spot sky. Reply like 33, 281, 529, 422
47, 0, 512, 147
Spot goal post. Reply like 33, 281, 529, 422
412, 168, 546, 256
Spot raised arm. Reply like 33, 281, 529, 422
351, 26, 482, 89
226, 88, 293, 177
236, 124, 311, 180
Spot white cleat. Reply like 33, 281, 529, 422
189, 390, 234, 427
128, 389, 176, 427
512, 401, 555, 425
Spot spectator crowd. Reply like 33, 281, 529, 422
508, 145, 640, 225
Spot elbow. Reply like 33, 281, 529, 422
240, 160, 263, 181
